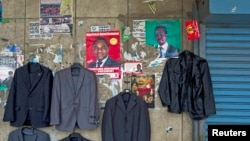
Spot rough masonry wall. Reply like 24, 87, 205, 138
0, 0, 195, 141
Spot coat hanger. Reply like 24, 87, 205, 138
123, 88, 131, 93
71, 63, 82, 76
22, 127, 34, 135
71, 63, 82, 69
69, 132, 91, 141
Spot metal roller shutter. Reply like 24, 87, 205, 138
204, 25, 250, 140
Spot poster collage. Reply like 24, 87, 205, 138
0, 0, 195, 108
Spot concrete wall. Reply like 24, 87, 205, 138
0, 0, 195, 141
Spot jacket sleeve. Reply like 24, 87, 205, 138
50, 72, 61, 125
138, 101, 151, 141
88, 73, 100, 125
3, 71, 17, 122
158, 60, 172, 106
201, 61, 216, 116
43, 70, 53, 121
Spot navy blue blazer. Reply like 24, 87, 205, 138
7, 127, 50, 141
3, 63, 53, 128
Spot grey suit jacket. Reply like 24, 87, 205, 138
8, 127, 50, 141
102, 91, 151, 141
50, 64, 100, 132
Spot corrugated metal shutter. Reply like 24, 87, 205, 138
204, 25, 250, 140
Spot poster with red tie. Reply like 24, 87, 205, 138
86, 31, 121, 79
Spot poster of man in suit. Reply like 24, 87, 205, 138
86, 31, 121, 79
145, 19, 181, 58
0, 56, 17, 92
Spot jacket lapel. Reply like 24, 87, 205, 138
29, 70, 43, 93
21, 64, 31, 93
75, 68, 85, 96
18, 128, 38, 141
18, 132, 24, 141
116, 94, 127, 114
66, 68, 75, 94
116, 93, 137, 115
21, 63, 44, 94
126, 94, 137, 114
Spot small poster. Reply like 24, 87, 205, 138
0, 56, 17, 91
29, 21, 53, 39
185, 20, 200, 40
40, 0, 72, 33
131, 74, 155, 108
86, 31, 121, 79
124, 61, 143, 74
145, 19, 181, 58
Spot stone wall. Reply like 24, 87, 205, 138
0, 0, 195, 141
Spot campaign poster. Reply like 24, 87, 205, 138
145, 19, 181, 51
124, 61, 143, 74
131, 74, 155, 108
86, 31, 121, 79
0, 56, 17, 91
40, 0, 72, 33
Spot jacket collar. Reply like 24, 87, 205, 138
66, 65, 85, 96
179, 50, 200, 78
21, 63, 44, 94
18, 127, 38, 141
116, 92, 137, 115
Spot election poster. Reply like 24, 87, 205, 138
86, 31, 121, 79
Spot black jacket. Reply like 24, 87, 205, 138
3, 63, 54, 128
59, 133, 90, 141
158, 50, 216, 120
102, 91, 151, 141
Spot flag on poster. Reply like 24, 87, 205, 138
86, 31, 121, 79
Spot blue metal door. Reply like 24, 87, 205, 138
201, 24, 250, 140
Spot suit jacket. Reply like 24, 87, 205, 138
50, 64, 100, 132
3, 63, 54, 128
8, 127, 50, 141
87, 57, 120, 67
159, 44, 179, 58
59, 133, 90, 141
158, 50, 216, 120
102, 91, 151, 141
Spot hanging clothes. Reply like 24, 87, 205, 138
50, 63, 100, 132
3, 62, 54, 128
59, 132, 90, 141
158, 50, 216, 120
102, 90, 151, 141
7, 127, 50, 141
